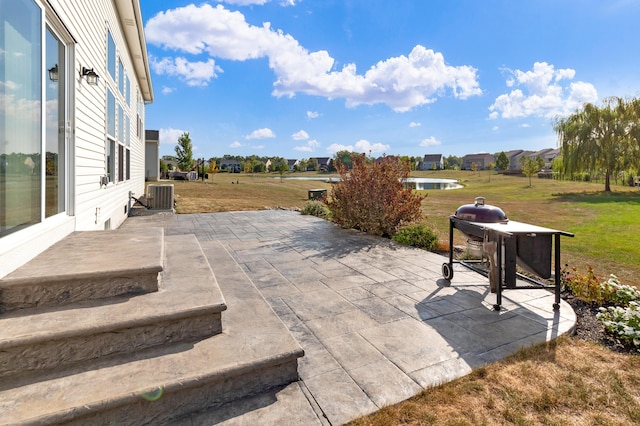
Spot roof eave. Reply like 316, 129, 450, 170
114, 0, 154, 103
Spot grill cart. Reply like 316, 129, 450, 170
441, 197, 574, 311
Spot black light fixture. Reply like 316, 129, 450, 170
48, 64, 59, 81
81, 66, 99, 86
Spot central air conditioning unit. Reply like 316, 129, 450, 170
147, 184, 174, 210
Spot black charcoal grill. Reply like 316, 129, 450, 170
442, 197, 574, 311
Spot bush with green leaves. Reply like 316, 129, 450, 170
392, 222, 439, 251
601, 274, 640, 306
597, 302, 640, 349
563, 266, 640, 306
562, 265, 608, 304
564, 266, 640, 350
329, 154, 425, 237
300, 201, 330, 219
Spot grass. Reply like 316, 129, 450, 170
169, 174, 333, 213
348, 336, 640, 425
163, 170, 640, 425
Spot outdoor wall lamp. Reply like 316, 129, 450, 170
48, 64, 59, 82
81, 66, 99, 86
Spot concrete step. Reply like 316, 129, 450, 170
0, 233, 226, 379
0, 228, 164, 313
172, 382, 325, 426
0, 239, 303, 425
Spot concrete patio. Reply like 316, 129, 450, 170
120, 209, 576, 425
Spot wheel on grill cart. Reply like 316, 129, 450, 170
442, 263, 454, 280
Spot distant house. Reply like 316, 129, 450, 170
287, 159, 299, 171
264, 158, 286, 172
145, 130, 159, 181
220, 159, 242, 173
161, 155, 178, 172
308, 157, 331, 172
505, 150, 525, 170
419, 154, 444, 170
533, 148, 560, 170
462, 153, 495, 170
375, 155, 400, 165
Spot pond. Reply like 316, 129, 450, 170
277, 176, 463, 190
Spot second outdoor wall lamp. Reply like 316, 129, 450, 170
81, 66, 99, 86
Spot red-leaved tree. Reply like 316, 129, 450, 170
328, 154, 425, 237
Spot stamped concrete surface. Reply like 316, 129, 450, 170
124, 210, 576, 425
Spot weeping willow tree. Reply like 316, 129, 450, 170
554, 96, 639, 192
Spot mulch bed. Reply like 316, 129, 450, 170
562, 291, 638, 354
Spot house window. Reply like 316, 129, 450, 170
107, 90, 116, 140
107, 31, 116, 81
107, 140, 115, 183
118, 144, 124, 182
126, 148, 131, 180
118, 58, 124, 96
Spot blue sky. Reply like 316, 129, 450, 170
140, 0, 640, 161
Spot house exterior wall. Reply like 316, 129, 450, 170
0, 0, 153, 278
419, 155, 444, 170
462, 154, 494, 170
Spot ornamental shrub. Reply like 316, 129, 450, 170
562, 265, 608, 304
597, 302, 640, 349
601, 274, 640, 306
392, 222, 439, 251
328, 154, 425, 237
301, 201, 330, 219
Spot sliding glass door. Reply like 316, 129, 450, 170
0, 0, 42, 237
0, 0, 68, 237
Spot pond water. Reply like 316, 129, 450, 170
278, 176, 463, 190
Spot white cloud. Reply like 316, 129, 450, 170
419, 136, 441, 147
246, 128, 276, 139
291, 130, 309, 140
492, 126, 499, 131
409, 122, 421, 127
230, 141, 242, 148
145, 4, 481, 111
306, 111, 319, 119
355, 139, 390, 154
520, 123, 531, 128
326, 143, 352, 154
160, 128, 188, 145
150, 55, 221, 86
220, 0, 269, 5
294, 139, 319, 152
252, 144, 265, 150
326, 139, 389, 154
161, 86, 175, 94
219, 0, 298, 5
489, 62, 598, 119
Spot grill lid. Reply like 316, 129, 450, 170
455, 197, 509, 223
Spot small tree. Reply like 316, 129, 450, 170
329, 154, 425, 237
296, 158, 308, 172
175, 132, 194, 171
519, 155, 540, 187
495, 151, 509, 171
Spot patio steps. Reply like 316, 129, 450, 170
0, 229, 304, 424
0, 228, 164, 314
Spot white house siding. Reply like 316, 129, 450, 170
0, 1, 152, 277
